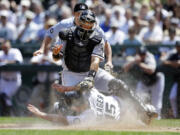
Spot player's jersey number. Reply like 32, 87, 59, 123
105, 102, 116, 118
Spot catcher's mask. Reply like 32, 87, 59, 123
76, 10, 96, 40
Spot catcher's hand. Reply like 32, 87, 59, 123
77, 76, 94, 90
52, 45, 63, 55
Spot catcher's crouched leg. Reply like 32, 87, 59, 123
108, 79, 158, 124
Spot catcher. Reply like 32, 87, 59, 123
33, 3, 113, 70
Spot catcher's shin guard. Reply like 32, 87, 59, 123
108, 79, 158, 122
108, 79, 144, 107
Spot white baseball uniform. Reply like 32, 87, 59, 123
136, 52, 165, 118
169, 82, 178, 118
0, 48, 23, 106
46, 17, 114, 94
66, 87, 121, 125
59, 37, 114, 94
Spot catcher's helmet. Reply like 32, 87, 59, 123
76, 10, 96, 40
74, 3, 88, 12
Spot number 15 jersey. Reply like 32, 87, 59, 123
88, 88, 121, 120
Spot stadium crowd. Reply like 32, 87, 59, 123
0, 0, 180, 120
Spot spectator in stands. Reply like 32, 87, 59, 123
123, 27, 142, 56
162, 17, 171, 37
0, 0, 16, 25
126, 0, 141, 13
120, 9, 134, 34
163, 27, 180, 45
0, 40, 23, 116
37, 18, 57, 41
132, 12, 148, 35
48, 0, 71, 21
163, 0, 177, 12
16, 0, 31, 27
160, 27, 180, 57
170, 18, 180, 36
0, 10, 16, 43
17, 11, 39, 43
123, 47, 165, 119
148, 1, 169, 27
105, 21, 125, 45
172, 4, 180, 19
111, 7, 125, 28
100, 9, 112, 32
139, 3, 150, 21
31, 1, 45, 28
149, 0, 161, 10
162, 41, 180, 118
29, 51, 59, 111
138, 17, 163, 45
111, 0, 125, 18
60, 5, 72, 20
88, 1, 105, 23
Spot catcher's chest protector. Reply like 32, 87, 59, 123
64, 28, 102, 72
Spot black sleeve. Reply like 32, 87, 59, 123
59, 29, 69, 40
168, 53, 178, 61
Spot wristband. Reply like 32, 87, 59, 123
53, 53, 61, 59
88, 70, 97, 78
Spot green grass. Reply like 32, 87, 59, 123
151, 119, 180, 127
0, 117, 49, 124
1, 117, 180, 127
0, 117, 180, 135
0, 130, 180, 135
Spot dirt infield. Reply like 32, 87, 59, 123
0, 123, 180, 132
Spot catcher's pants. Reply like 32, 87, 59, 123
169, 82, 178, 118
61, 68, 114, 95
136, 72, 165, 118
